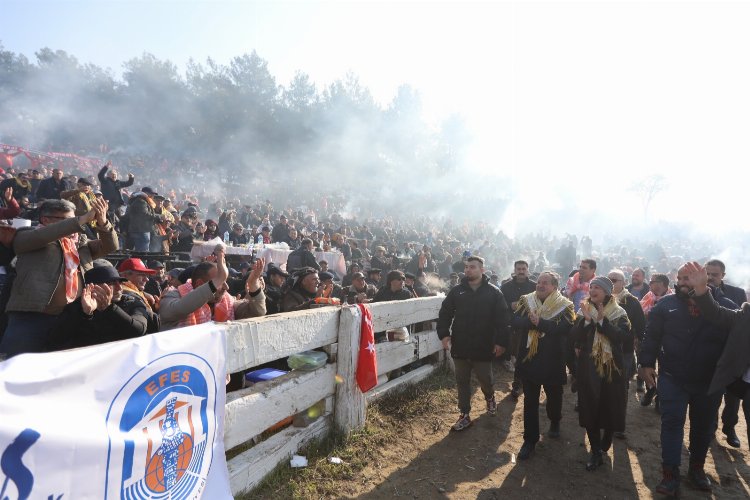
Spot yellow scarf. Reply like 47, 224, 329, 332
585, 297, 630, 381
516, 290, 575, 362
121, 281, 153, 312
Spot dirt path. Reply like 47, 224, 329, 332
349, 366, 750, 499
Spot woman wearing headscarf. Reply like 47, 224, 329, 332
571, 276, 632, 471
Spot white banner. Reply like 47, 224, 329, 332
0, 323, 231, 500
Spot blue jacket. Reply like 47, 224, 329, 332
640, 293, 735, 387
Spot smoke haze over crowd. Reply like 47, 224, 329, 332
2, 1, 749, 285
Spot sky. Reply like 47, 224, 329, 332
3, 0, 750, 238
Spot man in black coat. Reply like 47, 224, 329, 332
35, 168, 69, 201
45, 264, 158, 351
286, 238, 320, 273
437, 256, 510, 432
608, 269, 646, 438
98, 162, 134, 213
512, 271, 575, 459
500, 260, 537, 398
704, 259, 747, 449
639, 264, 736, 495
685, 262, 750, 451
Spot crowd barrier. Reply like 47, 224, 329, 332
222, 296, 444, 496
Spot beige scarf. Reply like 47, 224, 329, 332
584, 297, 629, 381
516, 290, 575, 362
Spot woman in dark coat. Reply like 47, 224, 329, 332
572, 276, 632, 471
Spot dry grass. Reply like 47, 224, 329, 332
237, 367, 456, 499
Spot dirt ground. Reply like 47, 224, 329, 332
348, 365, 750, 499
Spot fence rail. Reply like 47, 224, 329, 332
223, 296, 444, 496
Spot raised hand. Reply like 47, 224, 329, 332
211, 247, 229, 287
245, 257, 265, 294
3, 187, 13, 203
580, 301, 593, 322
91, 283, 114, 311
684, 261, 709, 295
93, 197, 109, 226
81, 284, 97, 315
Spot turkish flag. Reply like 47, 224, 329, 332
355, 303, 378, 392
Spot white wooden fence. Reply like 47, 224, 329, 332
223, 296, 444, 496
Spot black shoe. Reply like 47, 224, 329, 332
687, 463, 712, 491
518, 441, 535, 460
636, 379, 645, 393
601, 431, 613, 452
723, 427, 741, 448
656, 465, 681, 496
585, 450, 603, 471
641, 387, 656, 406
547, 421, 560, 439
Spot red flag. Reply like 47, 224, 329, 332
355, 303, 378, 392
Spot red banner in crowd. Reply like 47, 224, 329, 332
0, 144, 102, 173
355, 303, 378, 392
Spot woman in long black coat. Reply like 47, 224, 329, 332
572, 276, 632, 471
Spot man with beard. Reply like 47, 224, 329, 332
608, 269, 646, 439
513, 271, 575, 459
639, 264, 735, 495
501, 260, 538, 397
704, 259, 746, 448
626, 268, 649, 301
437, 256, 509, 432
684, 262, 750, 455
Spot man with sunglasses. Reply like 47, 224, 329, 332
0, 197, 117, 358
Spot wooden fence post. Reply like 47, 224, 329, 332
334, 305, 367, 434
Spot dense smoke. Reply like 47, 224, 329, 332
1, 41, 748, 289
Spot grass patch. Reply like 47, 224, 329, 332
237, 367, 456, 499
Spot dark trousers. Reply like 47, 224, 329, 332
721, 382, 750, 444
658, 374, 723, 467
0, 312, 60, 358
454, 358, 494, 414
522, 380, 563, 443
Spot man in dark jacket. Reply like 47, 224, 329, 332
685, 262, 750, 452
512, 271, 575, 459
608, 269, 646, 438
281, 267, 321, 312
639, 263, 736, 495
704, 258, 747, 449
171, 210, 198, 254
271, 214, 291, 244
437, 256, 510, 432
286, 238, 320, 273
98, 162, 134, 215
45, 263, 158, 350
126, 191, 158, 252
35, 168, 69, 201
264, 264, 289, 315
501, 260, 537, 397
